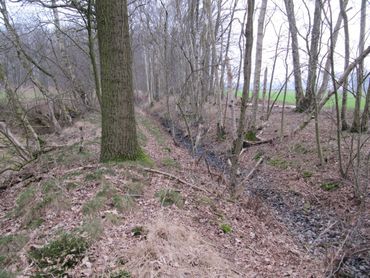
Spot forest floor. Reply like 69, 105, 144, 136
0, 102, 369, 277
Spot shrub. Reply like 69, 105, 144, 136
28, 233, 88, 276
220, 223, 233, 234
155, 189, 183, 207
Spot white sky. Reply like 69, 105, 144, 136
230, 0, 369, 89
4, 0, 370, 90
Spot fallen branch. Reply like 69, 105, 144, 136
142, 167, 210, 194
242, 138, 273, 148
243, 156, 264, 182
233, 157, 264, 198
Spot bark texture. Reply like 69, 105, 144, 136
251, 0, 267, 129
351, 0, 366, 132
284, 0, 304, 109
96, 0, 140, 162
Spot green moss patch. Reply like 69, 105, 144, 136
220, 223, 233, 234
83, 183, 134, 216
0, 234, 28, 268
320, 181, 339, 191
244, 130, 258, 141
28, 233, 88, 276
268, 157, 290, 170
110, 270, 132, 278
12, 179, 68, 228
155, 189, 183, 207
161, 157, 180, 168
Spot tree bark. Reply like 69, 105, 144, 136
96, 0, 140, 161
251, 0, 267, 130
284, 0, 304, 110
351, 0, 366, 132
340, 0, 350, 130
303, 0, 322, 110
317, 0, 348, 101
230, 0, 254, 193
360, 80, 370, 131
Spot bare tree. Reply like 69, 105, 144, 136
340, 0, 350, 130
230, 0, 254, 194
303, 0, 322, 110
283, 0, 304, 110
250, 0, 267, 131
351, 0, 366, 133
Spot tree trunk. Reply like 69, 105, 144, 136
351, 0, 366, 133
261, 67, 268, 120
52, 0, 87, 108
230, 0, 254, 193
87, 0, 102, 106
96, 0, 140, 162
317, 0, 348, 100
340, 0, 350, 130
251, 0, 267, 130
284, 0, 304, 110
360, 81, 370, 131
303, 0, 321, 110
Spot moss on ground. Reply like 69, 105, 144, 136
0, 234, 28, 269
28, 233, 88, 276
155, 189, 183, 207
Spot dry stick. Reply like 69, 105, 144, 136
142, 167, 210, 194
234, 156, 264, 197
243, 156, 264, 182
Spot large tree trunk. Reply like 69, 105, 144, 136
284, 0, 304, 110
96, 0, 140, 162
303, 0, 321, 110
251, 0, 267, 130
351, 0, 366, 133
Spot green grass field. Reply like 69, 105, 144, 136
237, 90, 366, 110
0, 89, 45, 104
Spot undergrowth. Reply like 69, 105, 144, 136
155, 189, 183, 207
28, 233, 88, 276
12, 178, 68, 228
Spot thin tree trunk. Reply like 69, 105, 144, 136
87, 0, 102, 106
360, 81, 370, 131
52, 0, 87, 107
251, 0, 267, 130
284, 0, 304, 110
261, 67, 268, 120
230, 0, 254, 194
340, 0, 350, 130
351, 0, 366, 132
266, 25, 282, 120
317, 0, 348, 100
303, 0, 322, 110
281, 35, 290, 140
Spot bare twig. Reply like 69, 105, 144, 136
142, 167, 210, 194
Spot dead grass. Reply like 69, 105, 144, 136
122, 216, 240, 277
